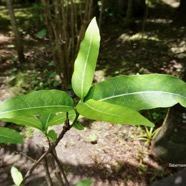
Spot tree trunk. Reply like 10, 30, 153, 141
151, 69, 186, 164
41, 0, 94, 90
126, 0, 133, 20
6, 0, 25, 63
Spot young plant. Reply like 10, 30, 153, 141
1, 17, 186, 184
137, 127, 161, 144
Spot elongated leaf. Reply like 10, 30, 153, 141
0, 90, 74, 118
72, 17, 100, 100
76, 99, 154, 127
85, 74, 186, 111
11, 166, 23, 186
1, 116, 42, 130
0, 127, 23, 144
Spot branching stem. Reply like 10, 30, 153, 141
21, 111, 79, 185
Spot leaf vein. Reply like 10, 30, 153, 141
81, 28, 93, 99
0, 105, 72, 115
100, 91, 186, 101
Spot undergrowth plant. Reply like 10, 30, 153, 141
137, 127, 160, 144
1, 17, 186, 185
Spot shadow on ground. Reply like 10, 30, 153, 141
0, 122, 178, 186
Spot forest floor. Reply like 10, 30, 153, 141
0, 1, 186, 186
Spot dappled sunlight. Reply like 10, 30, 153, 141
0, 34, 12, 43
97, 0, 186, 79
118, 33, 160, 43
163, 0, 180, 8
147, 18, 172, 24
0, 122, 174, 185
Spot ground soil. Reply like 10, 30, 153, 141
0, 1, 186, 186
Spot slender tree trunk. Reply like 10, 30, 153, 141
41, 0, 94, 90
151, 69, 186, 163
126, 0, 133, 20
6, 0, 25, 63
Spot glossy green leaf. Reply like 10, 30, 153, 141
1, 116, 42, 130
72, 17, 100, 100
0, 127, 23, 144
76, 99, 154, 127
47, 130, 57, 141
75, 179, 92, 186
85, 74, 186, 111
11, 166, 23, 186
0, 90, 74, 118
72, 121, 84, 130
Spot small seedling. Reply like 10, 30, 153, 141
138, 127, 161, 144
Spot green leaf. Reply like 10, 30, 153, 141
85, 74, 186, 111
47, 110, 77, 126
0, 127, 23, 144
75, 179, 92, 186
36, 29, 46, 38
11, 166, 23, 186
1, 116, 42, 130
47, 129, 57, 141
0, 90, 74, 118
72, 121, 84, 130
72, 17, 100, 100
76, 99, 154, 127
39, 114, 54, 131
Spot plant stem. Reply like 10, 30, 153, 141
21, 111, 79, 185
46, 136, 65, 186
21, 124, 71, 185
42, 147, 53, 186
51, 150, 69, 186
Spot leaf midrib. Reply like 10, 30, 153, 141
81, 28, 93, 100
0, 105, 73, 115
99, 90, 186, 101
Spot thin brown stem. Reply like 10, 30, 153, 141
46, 136, 65, 186
21, 124, 71, 185
21, 111, 79, 185
51, 150, 69, 186
42, 147, 53, 186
